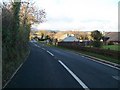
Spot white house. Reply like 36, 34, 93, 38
62, 36, 79, 42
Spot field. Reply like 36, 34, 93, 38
102, 45, 120, 51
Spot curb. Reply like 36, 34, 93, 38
79, 53, 120, 69
56, 47, 120, 70
2, 45, 31, 89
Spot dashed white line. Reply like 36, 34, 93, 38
42, 48, 45, 50
47, 51, 54, 56
33, 44, 38, 47
33, 44, 41, 48
37, 45, 39, 47
36, 45, 40, 47
33, 43, 46, 51
112, 76, 120, 81
32, 43, 36, 46
58, 60, 90, 90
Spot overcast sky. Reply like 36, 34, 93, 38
2, 0, 119, 32
31, 0, 119, 32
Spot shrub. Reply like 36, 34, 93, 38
108, 41, 114, 45
92, 41, 102, 48
58, 42, 120, 59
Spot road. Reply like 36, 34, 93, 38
4, 41, 120, 89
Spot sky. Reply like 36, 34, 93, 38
1, 0, 120, 32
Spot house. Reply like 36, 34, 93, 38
53, 32, 68, 41
60, 35, 82, 45
105, 32, 120, 44
62, 35, 79, 42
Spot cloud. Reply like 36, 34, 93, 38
32, 0, 119, 32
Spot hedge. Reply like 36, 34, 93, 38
58, 42, 120, 59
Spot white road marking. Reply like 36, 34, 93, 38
112, 76, 120, 81
85, 57, 120, 70
33, 44, 38, 47
3, 49, 31, 88
47, 51, 54, 56
37, 45, 40, 48
71, 52, 120, 70
33, 44, 40, 48
58, 60, 90, 90
32, 42, 46, 51
30, 40, 37, 43
3, 63, 23, 88
36, 45, 39, 47
32, 43, 36, 46
42, 48, 45, 50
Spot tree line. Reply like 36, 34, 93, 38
2, 0, 46, 85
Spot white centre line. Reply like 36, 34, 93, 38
58, 60, 90, 90
34, 44, 38, 47
37, 45, 40, 47
42, 48, 45, 50
112, 76, 120, 81
33, 44, 41, 48
32, 43, 34, 44
47, 51, 54, 56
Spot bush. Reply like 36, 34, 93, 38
92, 41, 102, 48
2, 2, 30, 85
108, 41, 114, 45
58, 42, 120, 59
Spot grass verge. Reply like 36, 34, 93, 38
102, 45, 120, 51
47, 44, 119, 64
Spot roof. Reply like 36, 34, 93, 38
53, 32, 67, 38
62, 36, 79, 42
105, 32, 120, 42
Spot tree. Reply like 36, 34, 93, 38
2, 1, 22, 85
2, 0, 46, 85
45, 35, 50, 40
12, 1, 21, 46
102, 36, 109, 45
91, 30, 102, 47
91, 30, 102, 41
40, 32, 44, 40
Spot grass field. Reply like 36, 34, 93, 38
102, 45, 120, 51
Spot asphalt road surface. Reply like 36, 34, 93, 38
5, 41, 120, 89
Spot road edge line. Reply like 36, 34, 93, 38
57, 48, 120, 70
79, 53, 120, 70
2, 45, 31, 89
